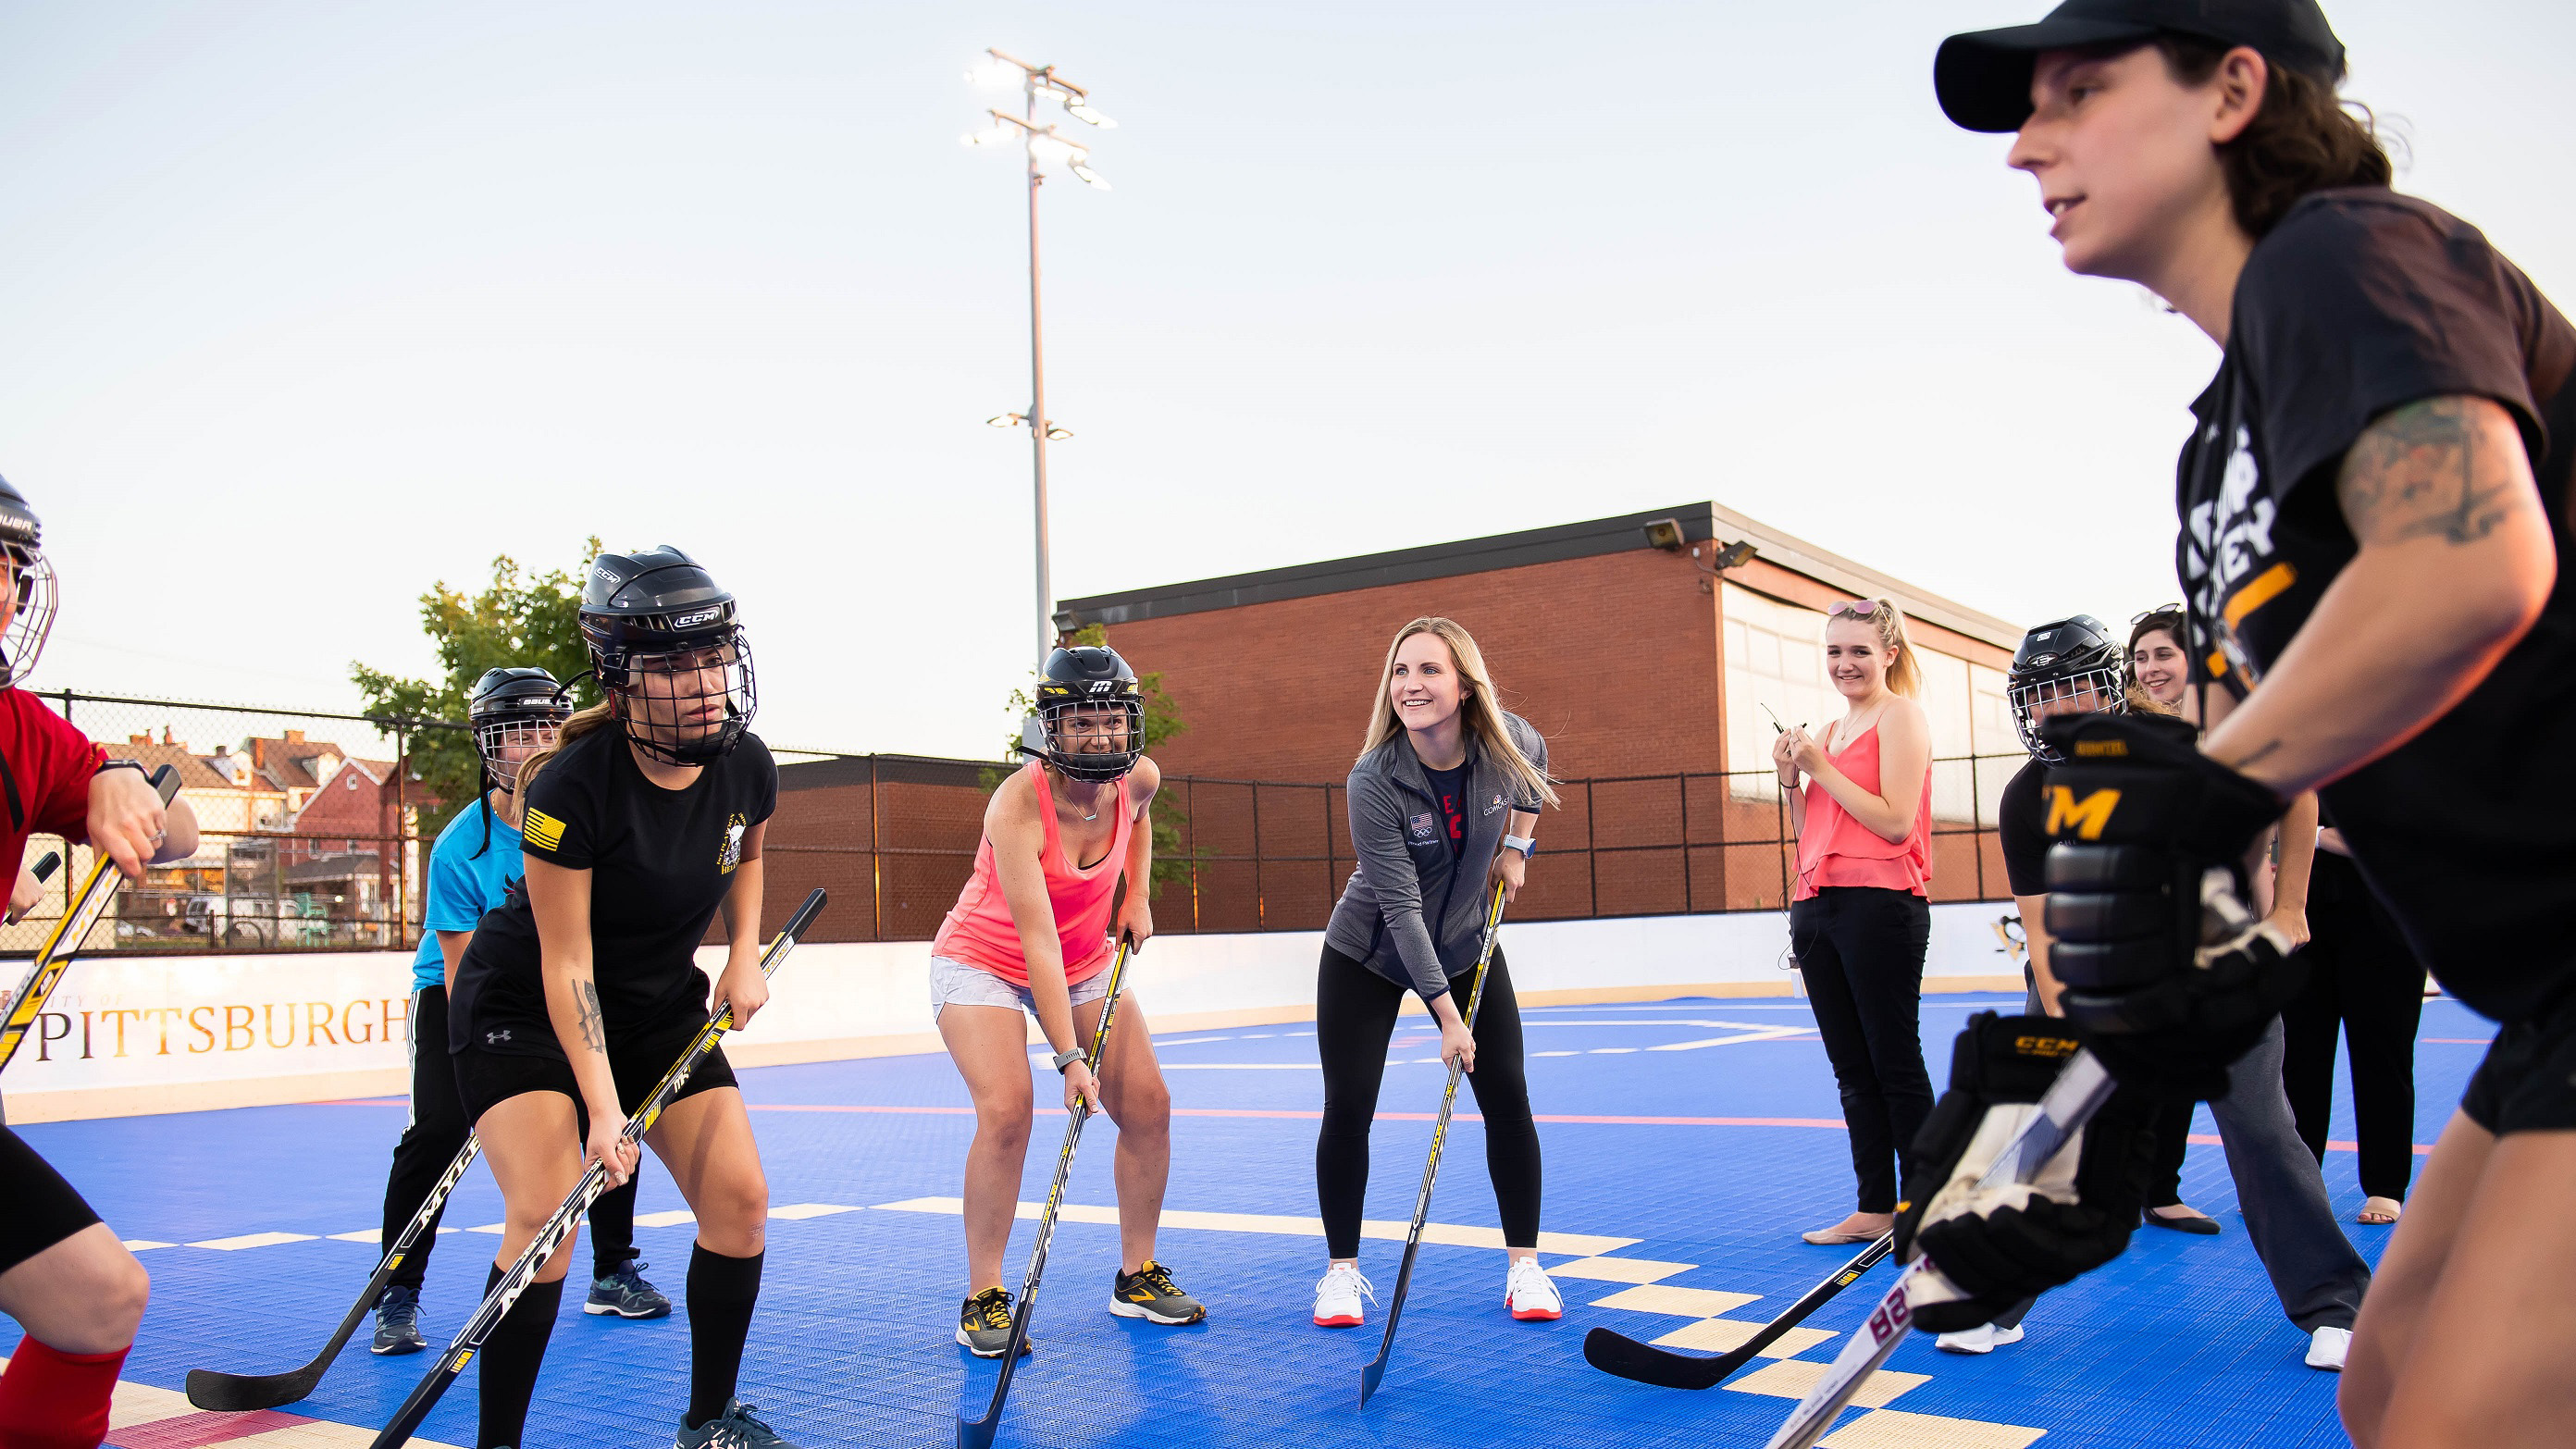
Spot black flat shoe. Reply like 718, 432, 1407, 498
2142, 1207, 2222, 1236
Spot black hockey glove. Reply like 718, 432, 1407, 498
2037, 712, 2300, 1101
1893, 1012, 2157, 1333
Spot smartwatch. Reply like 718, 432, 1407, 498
1502, 834, 1537, 859
96, 758, 152, 783
1050, 1048, 1087, 1074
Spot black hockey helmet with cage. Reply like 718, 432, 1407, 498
577, 546, 757, 765
2006, 615, 2127, 762
1018, 645, 1143, 784
0, 475, 58, 687
466, 666, 576, 793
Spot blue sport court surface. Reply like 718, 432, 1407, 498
21, 991, 2483, 1447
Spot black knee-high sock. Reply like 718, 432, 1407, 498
477, 1263, 564, 1449
685, 1245, 764, 1429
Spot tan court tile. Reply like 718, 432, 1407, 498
1588, 1283, 1755, 1315
105, 1377, 196, 1429
633, 1208, 698, 1227
767, 1202, 861, 1220
222, 1423, 468, 1448
1651, 1316, 1835, 1358
1818, 1407, 2047, 1448
1554, 1257, 1699, 1286
1724, 1358, 1929, 1409
187, 1232, 317, 1251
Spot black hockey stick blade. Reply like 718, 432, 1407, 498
1581, 1232, 1895, 1390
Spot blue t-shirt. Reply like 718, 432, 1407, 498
410, 797, 525, 993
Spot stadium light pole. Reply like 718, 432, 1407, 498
965, 49, 1114, 667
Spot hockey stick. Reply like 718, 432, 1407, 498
1760, 1049, 2116, 1449
1357, 883, 1509, 1407
0, 767, 180, 1076
366, 887, 826, 1449
1581, 1231, 1893, 1390
3, 851, 62, 925
956, 935, 1135, 1449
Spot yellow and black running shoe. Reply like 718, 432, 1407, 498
957, 1287, 1034, 1358
1108, 1260, 1207, 1325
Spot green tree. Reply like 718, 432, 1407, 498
991, 624, 1198, 891
352, 541, 605, 842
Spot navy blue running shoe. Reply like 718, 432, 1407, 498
371, 1284, 427, 1355
586, 1258, 673, 1319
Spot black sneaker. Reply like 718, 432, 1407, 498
1108, 1260, 1206, 1325
957, 1287, 1034, 1358
586, 1258, 674, 1319
675, 1399, 798, 1447
371, 1284, 427, 1356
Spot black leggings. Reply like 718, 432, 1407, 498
1316, 944, 1541, 1259
2281, 851, 2426, 1202
379, 985, 640, 1294
1790, 887, 1933, 1214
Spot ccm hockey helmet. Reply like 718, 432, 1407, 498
467, 666, 576, 792
0, 476, 58, 687
1018, 645, 1143, 783
2006, 615, 2126, 762
578, 546, 756, 765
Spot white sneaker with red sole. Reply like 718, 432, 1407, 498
1313, 1263, 1374, 1328
1505, 1257, 1562, 1320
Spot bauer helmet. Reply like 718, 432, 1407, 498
2006, 615, 2126, 763
467, 666, 576, 793
577, 546, 756, 766
1017, 645, 1143, 783
0, 476, 58, 687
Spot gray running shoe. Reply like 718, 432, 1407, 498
586, 1258, 674, 1319
371, 1284, 427, 1356
1108, 1260, 1206, 1325
675, 1399, 798, 1448
957, 1287, 1034, 1358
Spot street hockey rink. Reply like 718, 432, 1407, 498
25, 990, 2470, 1449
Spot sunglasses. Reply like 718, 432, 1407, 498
2131, 603, 2185, 625
1827, 599, 1882, 619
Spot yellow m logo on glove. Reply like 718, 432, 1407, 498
2045, 786, 2121, 841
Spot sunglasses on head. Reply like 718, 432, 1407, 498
1827, 599, 1882, 620
2131, 603, 2185, 625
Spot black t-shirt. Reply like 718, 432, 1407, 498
2175, 188, 2576, 1021
1425, 762, 1469, 861
451, 726, 778, 1058
1999, 759, 2048, 898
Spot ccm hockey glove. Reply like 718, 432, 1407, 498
2037, 712, 2298, 1101
1893, 1013, 2157, 1333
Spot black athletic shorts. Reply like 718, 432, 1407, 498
0, 1126, 104, 1276
453, 1012, 737, 1137
2458, 998, 2576, 1136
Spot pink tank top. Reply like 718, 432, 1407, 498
1792, 724, 1932, 900
932, 762, 1133, 987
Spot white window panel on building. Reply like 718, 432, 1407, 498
1721, 584, 1834, 803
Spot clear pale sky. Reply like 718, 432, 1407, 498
5, 1, 2567, 758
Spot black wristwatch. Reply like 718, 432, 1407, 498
1050, 1048, 1086, 1074
95, 759, 152, 783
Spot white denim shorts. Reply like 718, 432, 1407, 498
928, 954, 1111, 1023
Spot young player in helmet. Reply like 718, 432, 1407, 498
1312, 617, 1558, 1329
447, 548, 789, 1448
367, 667, 672, 1357
1930, 5, 2574, 1438
0, 475, 203, 1449
931, 644, 1201, 1357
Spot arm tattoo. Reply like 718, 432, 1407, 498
575, 978, 606, 1054
2336, 396, 2535, 547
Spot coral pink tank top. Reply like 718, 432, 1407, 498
932, 762, 1133, 987
1792, 724, 1932, 900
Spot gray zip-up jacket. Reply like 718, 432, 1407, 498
1323, 711, 1549, 1002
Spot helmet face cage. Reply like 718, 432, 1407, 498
1034, 695, 1144, 783
475, 713, 565, 792
2006, 664, 2128, 762
601, 627, 757, 766
0, 543, 57, 687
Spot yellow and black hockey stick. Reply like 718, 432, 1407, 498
0, 765, 179, 1076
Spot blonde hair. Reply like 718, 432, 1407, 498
1828, 598, 1923, 698
511, 700, 616, 806
1358, 617, 1560, 809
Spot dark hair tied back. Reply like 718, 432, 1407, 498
2156, 35, 2393, 239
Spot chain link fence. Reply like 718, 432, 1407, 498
4, 690, 2025, 956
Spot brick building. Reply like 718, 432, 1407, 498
1058, 502, 2031, 916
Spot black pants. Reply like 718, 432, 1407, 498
2281, 851, 2426, 1202
2144, 1101, 2194, 1208
1316, 944, 1541, 1260
379, 985, 640, 1294
1791, 887, 1933, 1214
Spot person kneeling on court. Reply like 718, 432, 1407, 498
447, 547, 792, 1449
930, 645, 1203, 1358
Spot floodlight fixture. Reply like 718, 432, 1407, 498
1710, 539, 1758, 571
1643, 517, 1687, 552
1045, 423, 1073, 440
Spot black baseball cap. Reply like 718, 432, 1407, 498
1936, 0, 2347, 133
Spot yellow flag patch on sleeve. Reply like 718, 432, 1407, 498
522, 807, 568, 853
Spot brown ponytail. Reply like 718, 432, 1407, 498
2156, 35, 2393, 239
511, 700, 616, 807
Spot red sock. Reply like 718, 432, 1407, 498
0, 1333, 127, 1449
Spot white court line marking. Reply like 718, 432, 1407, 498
869, 1196, 1638, 1256
1530, 1050, 1580, 1058
121, 1240, 175, 1252
1525, 1020, 1796, 1029
635, 1209, 697, 1227
1589, 1047, 1640, 1055
769, 1203, 861, 1220
1162, 1063, 1322, 1070
189, 1232, 318, 1251
1647, 1027, 1811, 1052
